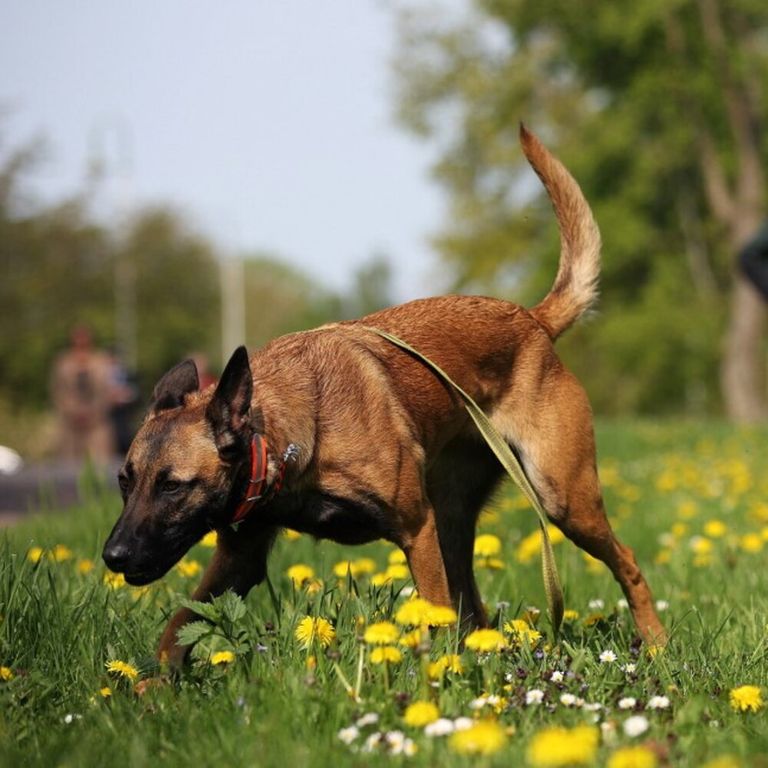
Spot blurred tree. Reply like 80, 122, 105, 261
117, 207, 220, 386
242, 254, 343, 350
341, 254, 396, 318
395, 0, 767, 419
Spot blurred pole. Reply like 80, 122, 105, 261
88, 115, 137, 371
220, 254, 246, 367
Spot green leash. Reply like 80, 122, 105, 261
365, 326, 565, 638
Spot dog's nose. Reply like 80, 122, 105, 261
102, 541, 132, 572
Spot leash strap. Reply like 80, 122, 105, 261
364, 325, 564, 638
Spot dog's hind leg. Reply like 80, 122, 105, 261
427, 436, 504, 627
494, 368, 667, 646
158, 523, 277, 668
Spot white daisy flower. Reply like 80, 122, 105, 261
618, 697, 637, 710
622, 663, 637, 675
526, 689, 545, 705
550, 670, 564, 683
453, 717, 474, 731
599, 649, 618, 663
647, 695, 670, 710
588, 598, 605, 610
560, 693, 578, 707
424, 718, 455, 737
623, 715, 650, 737
616, 598, 629, 611
356, 713, 379, 728
655, 600, 669, 611
338, 726, 360, 744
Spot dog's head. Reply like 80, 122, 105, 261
102, 346, 255, 585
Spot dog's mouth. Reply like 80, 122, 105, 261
122, 565, 171, 586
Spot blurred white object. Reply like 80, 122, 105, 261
0, 446, 23, 475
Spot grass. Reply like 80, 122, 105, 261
1, 420, 767, 767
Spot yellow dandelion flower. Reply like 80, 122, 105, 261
294, 616, 335, 649
0, 666, 13, 681
388, 548, 407, 565
211, 650, 235, 665
176, 559, 202, 578
474, 534, 502, 558
76, 559, 94, 575
670, 522, 688, 539
99, 686, 112, 698
516, 526, 564, 564
563, 609, 580, 622
704, 520, 727, 538
403, 700, 440, 727
740, 534, 763, 553
27, 546, 44, 564
50, 544, 73, 562
677, 500, 698, 519
105, 660, 139, 682
384, 563, 410, 580
306, 655, 317, 671
352, 557, 377, 576
701, 757, 742, 768
583, 612, 605, 627
424, 604, 457, 627
333, 558, 377, 578
729, 685, 763, 713
465, 628, 507, 652
103, 571, 126, 588
427, 654, 463, 679
504, 619, 542, 645
364, 621, 400, 645
200, 531, 218, 547
370, 572, 392, 587
476, 556, 505, 570
286, 563, 315, 586
690, 536, 713, 555
607, 746, 658, 768
526, 725, 599, 767
654, 549, 672, 565
370, 646, 402, 664
449, 719, 507, 755
395, 598, 434, 626
398, 628, 425, 649
582, 552, 604, 574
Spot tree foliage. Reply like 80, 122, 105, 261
0, 129, 397, 418
395, 0, 768, 416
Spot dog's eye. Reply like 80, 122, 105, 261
117, 473, 131, 497
161, 480, 183, 495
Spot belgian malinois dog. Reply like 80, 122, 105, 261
103, 126, 666, 667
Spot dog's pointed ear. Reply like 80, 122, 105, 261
151, 359, 199, 413
206, 346, 254, 460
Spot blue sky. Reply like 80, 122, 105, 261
0, 0, 458, 300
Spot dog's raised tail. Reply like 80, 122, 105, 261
520, 124, 601, 340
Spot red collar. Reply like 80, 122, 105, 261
231, 435, 296, 524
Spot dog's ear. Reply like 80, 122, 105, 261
151, 359, 199, 413
206, 346, 254, 461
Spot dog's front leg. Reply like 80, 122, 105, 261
158, 524, 277, 669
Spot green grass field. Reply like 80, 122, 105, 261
2, 421, 767, 767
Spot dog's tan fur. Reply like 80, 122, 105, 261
103, 127, 666, 667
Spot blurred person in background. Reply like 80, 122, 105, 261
50, 325, 116, 464
190, 352, 217, 390
107, 346, 139, 457
740, 221, 768, 302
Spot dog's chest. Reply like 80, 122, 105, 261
268, 491, 395, 546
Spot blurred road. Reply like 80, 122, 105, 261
0, 461, 121, 526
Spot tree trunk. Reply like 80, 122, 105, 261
721, 274, 768, 422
